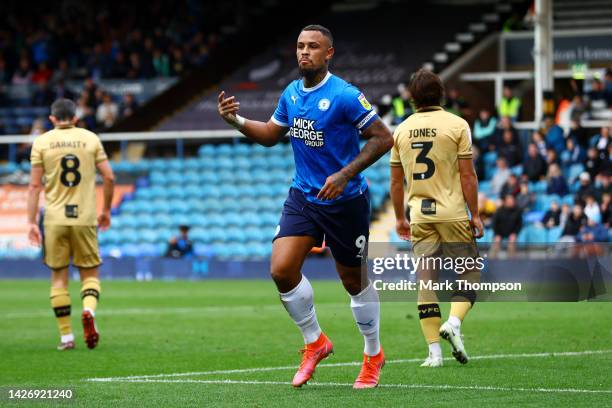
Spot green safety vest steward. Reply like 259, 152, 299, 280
499, 97, 521, 118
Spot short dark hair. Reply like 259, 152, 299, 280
50, 98, 76, 121
408, 69, 443, 109
301, 24, 333, 46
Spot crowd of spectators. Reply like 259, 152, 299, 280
0, 1, 227, 137
383, 71, 612, 245
0, 1, 217, 87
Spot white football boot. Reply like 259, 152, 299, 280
420, 353, 444, 367
440, 321, 469, 364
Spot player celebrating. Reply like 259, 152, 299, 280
27, 98, 115, 351
218, 25, 393, 388
389, 69, 484, 367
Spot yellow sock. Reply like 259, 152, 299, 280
81, 277, 101, 313
417, 302, 441, 344
449, 301, 472, 322
50, 287, 72, 336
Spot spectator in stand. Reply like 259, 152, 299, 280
546, 163, 569, 196
53, 80, 74, 101
531, 131, 548, 158
560, 202, 571, 228
576, 172, 597, 205
600, 192, 611, 227
560, 203, 588, 242
96, 92, 119, 128
516, 181, 535, 211
76, 94, 96, 129
595, 172, 611, 199
495, 116, 518, 145
497, 129, 522, 167
472, 145, 485, 181
585, 147, 603, 180
171, 48, 188, 76
444, 87, 469, 118
498, 85, 521, 122
390, 84, 413, 125
523, 142, 547, 182
120, 93, 139, 118
568, 94, 587, 122
583, 194, 601, 224
567, 118, 589, 149
542, 200, 561, 228
31, 62, 53, 84
50, 59, 71, 85
0, 57, 9, 84
473, 109, 497, 151
166, 225, 194, 258
546, 148, 559, 167
492, 194, 523, 254
560, 137, 585, 169
109, 51, 130, 78
500, 173, 520, 199
12, 57, 33, 85
587, 79, 608, 115
604, 69, 612, 107
491, 157, 511, 196
478, 192, 496, 227
153, 48, 171, 77
594, 126, 610, 153
577, 218, 608, 243
542, 115, 565, 155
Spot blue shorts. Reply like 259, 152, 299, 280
273, 188, 370, 267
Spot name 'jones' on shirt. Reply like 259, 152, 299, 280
289, 117, 325, 147
407, 128, 437, 138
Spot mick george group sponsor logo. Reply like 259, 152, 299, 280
289, 117, 324, 147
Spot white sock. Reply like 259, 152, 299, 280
84, 307, 95, 317
61, 333, 74, 343
350, 281, 381, 356
279, 275, 322, 344
428, 342, 442, 358
448, 315, 461, 329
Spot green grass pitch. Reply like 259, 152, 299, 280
1, 279, 611, 407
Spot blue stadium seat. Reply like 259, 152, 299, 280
140, 229, 160, 243
207, 214, 228, 228
483, 152, 497, 166
184, 158, 200, 171
170, 214, 190, 228
135, 214, 156, 229
153, 215, 174, 228
547, 226, 563, 242
198, 144, 216, 157
226, 227, 246, 243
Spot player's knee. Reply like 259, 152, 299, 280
452, 289, 477, 306
270, 261, 297, 287
339, 274, 363, 296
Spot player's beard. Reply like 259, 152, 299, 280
299, 65, 325, 82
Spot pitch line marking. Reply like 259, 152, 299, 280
84, 378, 612, 395
86, 349, 612, 381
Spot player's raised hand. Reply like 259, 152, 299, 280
317, 171, 349, 201
396, 218, 411, 241
470, 215, 484, 239
98, 211, 111, 231
217, 91, 241, 125
28, 223, 42, 247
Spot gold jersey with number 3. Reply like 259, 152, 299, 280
390, 106, 472, 224
30, 125, 107, 226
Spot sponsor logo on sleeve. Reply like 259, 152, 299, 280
358, 93, 372, 110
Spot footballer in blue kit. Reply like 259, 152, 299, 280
218, 24, 393, 389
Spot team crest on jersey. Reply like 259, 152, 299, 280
318, 98, 330, 111
358, 93, 372, 110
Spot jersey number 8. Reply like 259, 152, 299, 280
60, 154, 81, 187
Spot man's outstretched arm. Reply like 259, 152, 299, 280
218, 91, 287, 147
317, 119, 394, 200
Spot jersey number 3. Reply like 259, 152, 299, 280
411, 142, 435, 180
60, 154, 82, 187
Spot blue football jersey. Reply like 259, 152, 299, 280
272, 72, 378, 205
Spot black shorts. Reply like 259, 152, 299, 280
273, 188, 370, 267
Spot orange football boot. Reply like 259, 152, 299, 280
292, 332, 334, 387
353, 348, 385, 389
81, 310, 100, 349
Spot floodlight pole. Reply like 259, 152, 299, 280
534, 0, 554, 123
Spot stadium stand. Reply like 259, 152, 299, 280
97, 141, 391, 259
